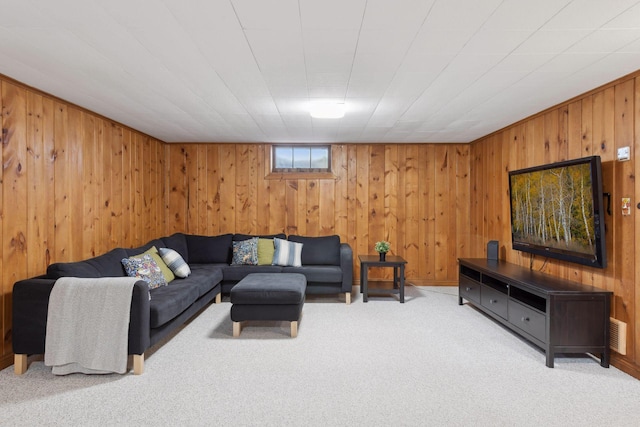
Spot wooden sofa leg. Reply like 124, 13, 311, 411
215, 293, 221, 304
290, 321, 298, 338
345, 292, 351, 305
233, 321, 242, 337
133, 354, 144, 375
14, 354, 28, 375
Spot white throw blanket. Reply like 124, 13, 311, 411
44, 277, 138, 375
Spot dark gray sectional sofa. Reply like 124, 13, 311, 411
12, 232, 353, 375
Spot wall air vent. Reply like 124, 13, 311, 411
610, 317, 627, 355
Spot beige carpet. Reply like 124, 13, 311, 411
2, 285, 640, 426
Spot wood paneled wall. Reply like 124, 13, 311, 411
469, 71, 640, 379
163, 143, 471, 283
0, 77, 166, 370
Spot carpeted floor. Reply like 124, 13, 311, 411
2, 285, 640, 426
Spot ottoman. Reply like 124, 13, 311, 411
230, 273, 307, 337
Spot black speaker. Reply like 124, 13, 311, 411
487, 240, 499, 261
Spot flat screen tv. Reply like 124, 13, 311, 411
508, 156, 606, 268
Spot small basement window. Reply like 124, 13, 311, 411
271, 145, 331, 173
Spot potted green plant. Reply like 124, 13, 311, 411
375, 241, 390, 261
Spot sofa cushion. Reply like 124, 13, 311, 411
232, 237, 258, 265
282, 265, 342, 283
159, 247, 191, 278
122, 254, 168, 290
148, 282, 199, 328
233, 233, 286, 242
148, 266, 222, 328
161, 233, 189, 263
47, 247, 129, 279
288, 235, 341, 265
180, 265, 223, 297
221, 264, 283, 282
272, 238, 303, 267
186, 234, 232, 264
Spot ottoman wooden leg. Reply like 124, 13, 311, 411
290, 321, 298, 338
345, 292, 351, 305
233, 321, 242, 337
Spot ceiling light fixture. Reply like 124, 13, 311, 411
309, 101, 345, 119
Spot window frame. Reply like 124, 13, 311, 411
266, 144, 335, 180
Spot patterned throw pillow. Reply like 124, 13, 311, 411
257, 238, 275, 265
232, 237, 259, 265
132, 246, 175, 283
158, 247, 191, 278
272, 238, 303, 267
121, 254, 168, 290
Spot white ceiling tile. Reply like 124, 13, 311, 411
568, 29, 640, 53
361, 0, 435, 30
307, 86, 348, 99
244, 30, 305, 71
514, 29, 593, 54
619, 36, 640, 52
536, 52, 608, 75
410, 29, 476, 55
604, 2, 640, 29
381, 72, 433, 99
299, 0, 366, 30
302, 30, 359, 74
493, 53, 555, 73
231, 0, 300, 31
460, 30, 532, 55
482, 0, 572, 30
423, 0, 502, 31
543, 0, 640, 30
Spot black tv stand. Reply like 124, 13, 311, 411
458, 258, 612, 368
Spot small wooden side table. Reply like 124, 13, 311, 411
358, 255, 407, 303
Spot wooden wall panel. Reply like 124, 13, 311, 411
0, 76, 165, 370
613, 80, 635, 362
2, 82, 28, 366
455, 144, 471, 260
469, 71, 640, 379
419, 145, 434, 281
355, 145, 370, 267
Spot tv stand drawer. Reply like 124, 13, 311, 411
508, 300, 545, 342
481, 285, 508, 319
459, 276, 480, 304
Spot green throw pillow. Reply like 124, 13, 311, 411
257, 238, 275, 265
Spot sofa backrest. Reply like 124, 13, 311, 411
185, 233, 233, 264
47, 247, 129, 279
288, 235, 341, 265
233, 233, 286, 242
45, 233, 345, 279
161, 233, 189, 262
125, 239, 166, 258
